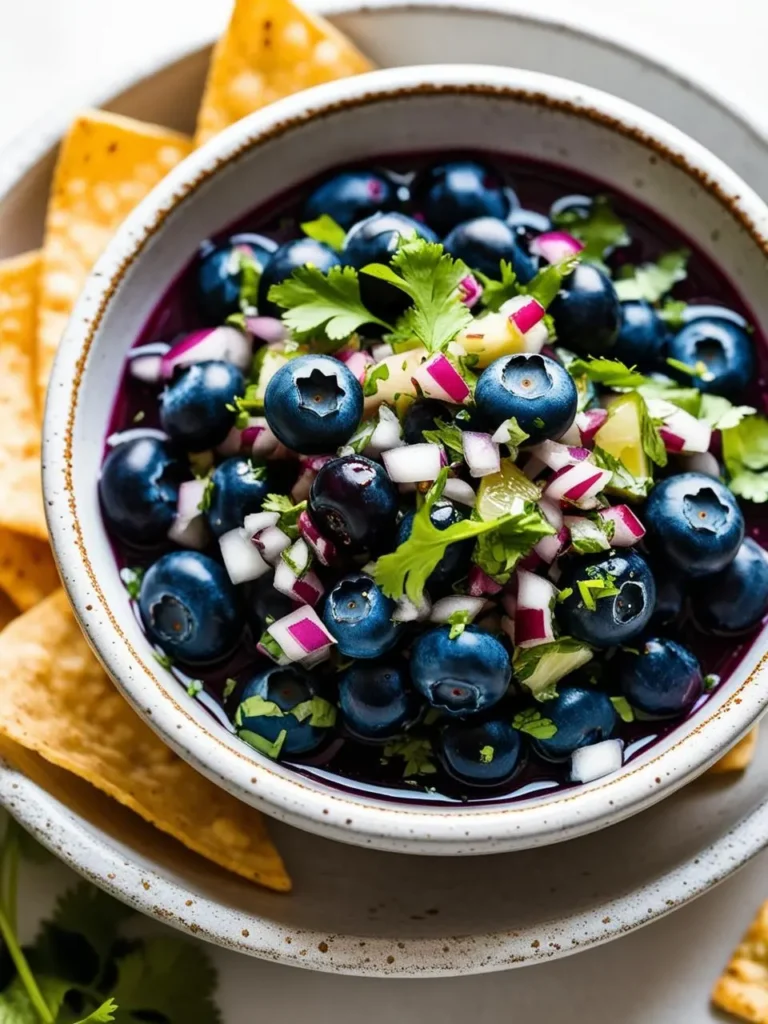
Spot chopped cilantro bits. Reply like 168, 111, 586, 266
197, 473, 215, 512
567, 356, 648, 389
422, 418, 465, 457
383, 737, 437, 777
477, 259, 520, 311
610, 696, 635, 722
576, 573, 620, 612
152, 650, 174, 671
447, 609, 472, 639
119, 566, 144, 601
552, 195, 629, 268
479, 745, 495, 764
699, 394, 756, 432
262, 493, 306, 539
512, 708, 558, 739
362, 361, 390, 397
472, 501, 555, 583
237, 248, 262, 313
613, 249, 688, 303
300, 213, 347, 251
722, 413, 768, 502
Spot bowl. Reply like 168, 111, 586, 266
43, 62, 768, 857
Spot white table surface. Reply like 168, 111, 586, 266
5, 0, 768, 1018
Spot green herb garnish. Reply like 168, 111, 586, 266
362, 361, 390, 397
236, 247, 262, 313
576, 571, 620, 612
422, 418, 465, 458
382, 737, 437, 778
512, 637, 594, 701
592, 445, 653, 501
152, 650, 174, 671
666, 356, 714, 381
567, 356, 648, 389
292, 697, 338, 728
300, 214, 346, 251
186, 679, 203, 697
261, 493, 307, 539
222, 677, 238, 702
269, 264, 390, 343
477, 259, 519, 311
722, 413, 768, 502
471, 502, 555, 583
447, 609, 472, 639
239, 728, 287, 759
119, 566, 144, 601
479, 745, 495, 764
512, 708, 558, 739
613, 250, 688, 303
610, 696, 635, 723
552, 195, 629, 268
567, 516, 614, 555
699, 394, 756, 432
197, 474, 215, 513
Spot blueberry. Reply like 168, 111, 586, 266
681, 304, 749, 330
532, 686, 617, 761
443, 217, 536, 284
303, 170, 396, 230
410, 625, 511, 716
508, 207, 552, 250
160, 361, 244, 452
309, 454, 398, 554
557, 550, 656, 648
691, 538, 768, 635
618, 638, 702, 717
258, 238, 341, 318
206, 457, 270, 536
650, 569, 687, 628
343, 212, 438, 321
235, 664, 332, 757
396, 499, 472, 594
338, 661, 418, 741
402, 397, 454, 445
243, 572, 296, 638
475, 353, 578, 443
99, 437, 185, 548
644, 473, 744, 577
322, 573, 400, 658
264, 354, 363, 455
437, 718, 523, 787
613, 300, 667, 370
197, 233, 277, 324
667, 317, 755, 399
139, 551, 243, 664
412, 160, 513, 235
548, 263, 621, 355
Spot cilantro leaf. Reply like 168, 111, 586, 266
479, 745, 494, 763
513, 638, 594, 700
552, 196, 629, 268
577, 573, 620, 611
292, 696, 337, 728
636, 381, 702, 417
239, 728, 287, 759
269, 264, 390, 343
477, 259, 519, 312
362, 361, 390, 397
471, 501, 555, 583
361, 239, 473, 353
512, 708, 558, 739
567, 356, 647, 389
235, 248, 261, 314
342, 417, 376, 455
383, 737, 437, 777
722, 414, 768, 502
699, 394, 756, 431
75, 997, 120, 1023
493, 417, 530, 448
374, 470, 514, 603
422, 418, 465, 458
592, 445, 652, 501
110, 937, 221, 1024
222, 677, 238, 702
119, 567, 144, 601
614, 250, 689, 303
261, 493, 306, 539
658, 297, 688, 328
301, 214, 346, 252
447, 609, 472, 639
610, 696, 635, 723
639, 394, 668, 468
0, 975, 71, 1024
152, 650, 174, 671
524, 255, 581, 308
666, 356, 714, 382
235, 695, 285, 726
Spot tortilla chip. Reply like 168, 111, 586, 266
37, 111, 192, 405
195, 0, 373, 146
710, 728, 759, 775
0, 590, 290, 891
713, 901, 768, 1022
0, 251, 47, 540
0, 529, 59, 611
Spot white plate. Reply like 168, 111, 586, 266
5, 0, 768, 976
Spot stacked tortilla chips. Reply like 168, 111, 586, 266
0, 0, 376, 891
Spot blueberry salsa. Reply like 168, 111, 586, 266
100, 154, 768, 803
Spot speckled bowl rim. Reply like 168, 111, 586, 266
43, 63, 768, 855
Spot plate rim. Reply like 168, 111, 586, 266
4, 0, 768, 976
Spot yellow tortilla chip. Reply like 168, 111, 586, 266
713, 901, 768, 1022
0, 251, 47, 540
0, 529, 59, 610
0, 590, 290, 891
710, 728, 759, 775
195, 0, 373, 146
37, 111, 192, 405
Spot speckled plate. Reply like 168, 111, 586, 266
5, 0, 768, 976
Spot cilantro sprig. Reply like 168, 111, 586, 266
268, 264, 390, 343
472, 502, 555, 583
261, 493, 306, 539
614, 250, 689, 303
722, 413, 768, 502
566, 356, 648, 389
551, 195, 629, 269
373, 470, 516, 603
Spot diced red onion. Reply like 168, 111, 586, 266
598, 505, 646, 546
365, 405, 404, 459
530, 231, 585, 265
678, 451, 720, 478
514, 569, 557, 649
392, 594, 432, 623
273, 559, 324, 606
545, 462, 612, 506
576, 408, 609, 445
499, 295, 548, 353
571, 739, 623, 784
467, 564, 503, 597
533, 524, 569, 565
106, 427, 168, 448
531, 439, 591, 472
658, 408, 712, 454
539, 497, 564, 530
430, 595, 487, 624
244, 316, 286, 344
411, 352, 470, 404
564, 515, 612, 552
370, 342, 394, 363
338, 347, 374, 383
127, 342, 170, 384
442, 477, 477, 508
458, 274, 483, 309
219, 527, 270, 584
267, 606, 336, 661
160, 327, 251, 379
382, 443, 443, 483
298, 509, 338, 566
299, 454, 334, 473
462, 431, 501, 478
517, 550, 543, 572
253, 525, 292, 564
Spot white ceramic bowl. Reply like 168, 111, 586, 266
44, 62, 768, 857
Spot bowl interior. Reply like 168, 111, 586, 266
45, 65, 768, 853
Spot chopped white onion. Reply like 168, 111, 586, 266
370, 341, 394, 363
430, 595, 487, 624
442, 477, 477, 507
106, 427, 168, 448
382, 443, 443, 483
392, 594, 432, 623
658, 408, 712, 454
365, 405, 404, 459
544, 461, 612, 507
161, 326, 251, 378
253, 525, 292, 564
571, 739, 624, 783
531, 439, 591, 472
242, 511, 280, 535
127, 342, 170, 384
462, 431, 501, 478
267, 606, 336, 661
219, 528, 270, 584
